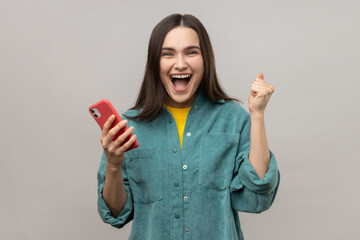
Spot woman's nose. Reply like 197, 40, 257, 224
174, 55, 187, 70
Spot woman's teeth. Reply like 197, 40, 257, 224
171, 74, 191, 79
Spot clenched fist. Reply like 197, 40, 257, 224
249, 73, 275, 115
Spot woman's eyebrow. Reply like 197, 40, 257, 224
161, 47, 175, 51
185, 46, 201, 50
161, 46, 201, 51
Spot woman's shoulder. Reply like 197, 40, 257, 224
221, 99, 249, 117
122, 109, 140, 119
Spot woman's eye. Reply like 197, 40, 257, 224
187, 51, 198, 55
162, 52, 173, 56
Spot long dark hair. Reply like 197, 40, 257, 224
126, 13, 239, 121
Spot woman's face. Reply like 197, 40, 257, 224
160, 26, 204, 108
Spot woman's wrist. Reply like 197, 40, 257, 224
106, 163, 123, 176
250, 111, 265, 121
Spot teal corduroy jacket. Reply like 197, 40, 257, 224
97, 92, 280, 240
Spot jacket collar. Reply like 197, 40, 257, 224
193, 92, 225, 105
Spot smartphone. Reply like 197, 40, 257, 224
89, 99, 139, 151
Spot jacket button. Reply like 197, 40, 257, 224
172, 147, 177, 153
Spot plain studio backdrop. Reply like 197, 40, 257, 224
1, 0, 359, 239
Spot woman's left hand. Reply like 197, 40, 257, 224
248, 73, 275, 115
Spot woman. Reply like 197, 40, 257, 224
97, 14, 280, 240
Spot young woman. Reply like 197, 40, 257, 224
97, 14, 280, 240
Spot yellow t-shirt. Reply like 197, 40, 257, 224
165, 105, 191, 148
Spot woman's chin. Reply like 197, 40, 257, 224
167, 92, 196, 108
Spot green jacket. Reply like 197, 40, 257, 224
97, 92, 280, 240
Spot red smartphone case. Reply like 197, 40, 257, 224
89, 99, 139, 151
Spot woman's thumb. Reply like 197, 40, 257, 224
257, 73, 264, 80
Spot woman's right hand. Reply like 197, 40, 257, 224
100, 115, 137, 168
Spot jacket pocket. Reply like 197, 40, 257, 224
125, 147, 163, 203
199, 133, 239, 190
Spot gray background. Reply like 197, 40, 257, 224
1, 0, 359, 239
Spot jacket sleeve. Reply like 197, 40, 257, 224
230, 113, 280, 213
97, 152, 134, 228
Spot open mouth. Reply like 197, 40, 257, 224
170, 74, 192, 91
